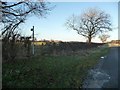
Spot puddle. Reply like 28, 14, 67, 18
82, 69, 110, 88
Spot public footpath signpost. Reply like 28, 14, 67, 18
31, 26, 34, 55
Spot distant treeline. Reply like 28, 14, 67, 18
110, 40, 120, 44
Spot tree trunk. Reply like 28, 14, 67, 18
88, 36, 92, 45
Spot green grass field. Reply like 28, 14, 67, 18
2, 45, 109, 88
33, 41, 46, 45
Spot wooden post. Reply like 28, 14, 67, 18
31, 26, 34, 55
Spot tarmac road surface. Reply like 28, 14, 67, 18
83, 47, 119, 89
101, 47, 119, 88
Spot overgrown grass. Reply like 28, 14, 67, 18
2, 45, 109, 88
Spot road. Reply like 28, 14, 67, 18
83, 47, 119, 89
102, 47, 119, 88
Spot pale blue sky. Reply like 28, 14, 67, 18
21, 2, 118, 42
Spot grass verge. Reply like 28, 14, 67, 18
2, 44, 109, 88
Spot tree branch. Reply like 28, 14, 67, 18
2, 2, 24, 8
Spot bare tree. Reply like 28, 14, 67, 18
65, 8, 112, 44
0, 0, 52, 60
99, 34, 110, 43
1, 0, 51, 38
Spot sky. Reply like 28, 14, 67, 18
19, 1, 118, 42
